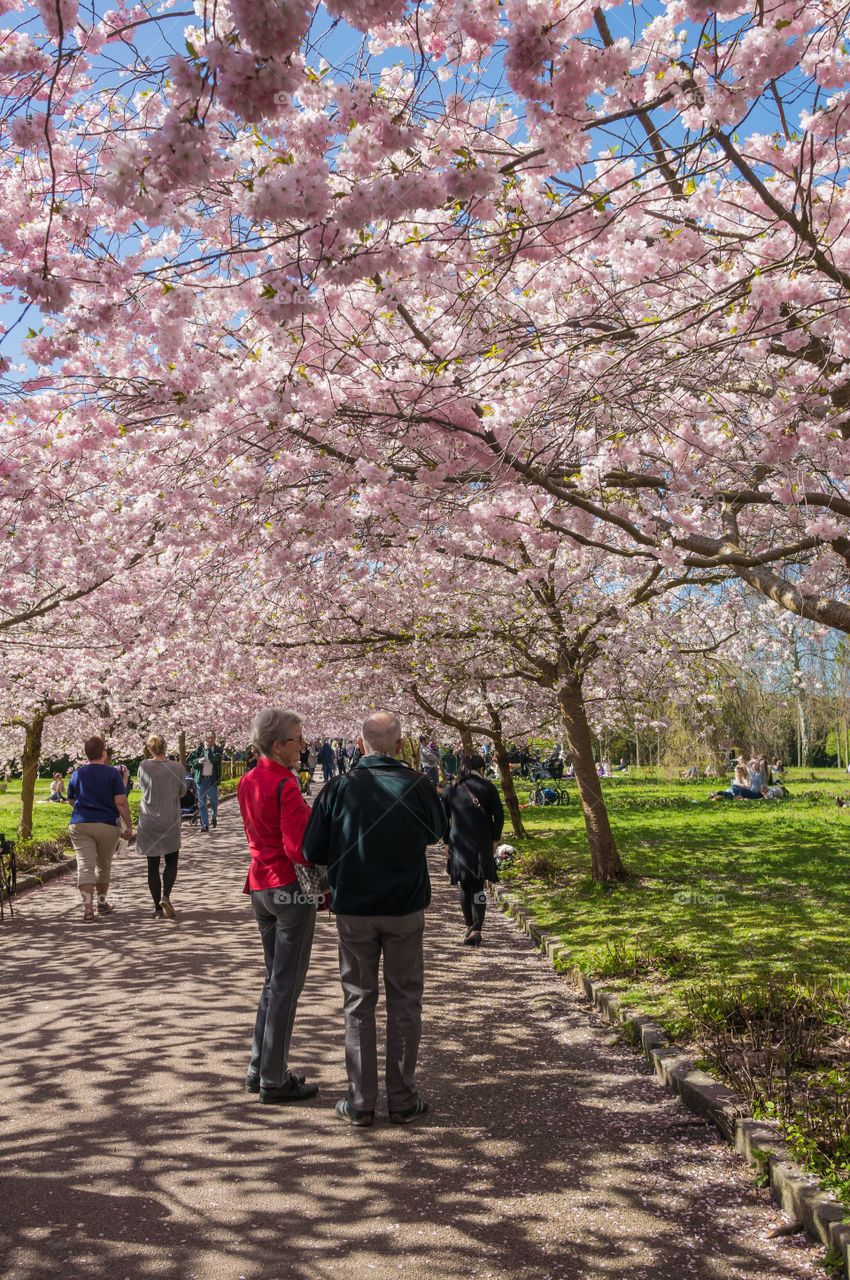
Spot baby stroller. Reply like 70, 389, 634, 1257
532, 783, 569, 806
529, 757, 557, 782
180, 775, 199, 827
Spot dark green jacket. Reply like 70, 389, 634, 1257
188, 744, 223, 786
303, 754, 447, 916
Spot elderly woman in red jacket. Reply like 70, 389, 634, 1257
238, 706, 318, 1106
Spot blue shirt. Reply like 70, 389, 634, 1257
67, 763, 125, 826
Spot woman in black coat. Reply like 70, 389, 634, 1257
442, 754, 505, 946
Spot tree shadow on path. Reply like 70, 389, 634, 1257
0, 817, 825, 1280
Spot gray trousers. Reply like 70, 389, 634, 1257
336, 910, 425, 1112
249, 887, 316, 1088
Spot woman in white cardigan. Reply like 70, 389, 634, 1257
136, 735, 187, 919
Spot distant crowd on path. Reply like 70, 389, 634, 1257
60, 709, 506, 1128
707, 755, 788, 802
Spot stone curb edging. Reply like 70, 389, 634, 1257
490, 883, 850, 1277
8, 790, 240, 903
12, 856, 76, 898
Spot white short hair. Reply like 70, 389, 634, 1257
251, 707, 302, 757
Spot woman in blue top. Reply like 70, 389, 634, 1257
67, 735, 133, 922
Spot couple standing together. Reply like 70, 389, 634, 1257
237, 707, 503, 1127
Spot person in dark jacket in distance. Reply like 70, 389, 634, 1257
317, 739, 336, 782
302, 709, 447, 1128
442, 754, 504, 946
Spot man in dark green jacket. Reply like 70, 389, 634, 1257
303, 710, 447, 1128
187, 735, 223, 831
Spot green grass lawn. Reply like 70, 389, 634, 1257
0, 780, 142, 847
501, 767, 850, 1028
501, 767, 850, 1203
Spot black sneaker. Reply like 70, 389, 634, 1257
152, 906, 164, 919
199, 827, 209, 833
259, 1077, 318, 1105
211, 818, 217, 828
247, 1071, 304, 1094
389, 1097, 429, 1124
335, 1098, 374, 1127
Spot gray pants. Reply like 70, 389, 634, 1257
249, 887, 316, 1088
336, 910, 425, 1113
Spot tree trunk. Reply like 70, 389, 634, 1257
557, 678, 626, 882
19, 711, 46, 842
459, 727, 474, 756
482, 697, 526, 839
177, 731, 187, 770
493, 740, 526, 839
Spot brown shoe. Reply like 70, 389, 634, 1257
97, 901, 115, 915
160, 898, 176, 919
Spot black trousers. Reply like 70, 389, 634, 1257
458, 877, 487, 931
147, 852, 179, 906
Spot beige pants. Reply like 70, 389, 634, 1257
70, 822, 120, 885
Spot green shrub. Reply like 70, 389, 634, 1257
13, 833, 72, 875
685, 978, 850, 1205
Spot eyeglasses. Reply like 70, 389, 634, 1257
284, 735, 306, 744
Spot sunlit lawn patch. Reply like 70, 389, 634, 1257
500, 767, 850, 1201
502, 768, 849, 1021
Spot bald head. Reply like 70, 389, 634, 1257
361, 711, 402, 757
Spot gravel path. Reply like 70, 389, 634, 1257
0, 798, 826, 1280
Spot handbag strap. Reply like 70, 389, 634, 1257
461, 780, 482, 808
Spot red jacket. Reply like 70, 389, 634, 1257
238, 757, 310, 892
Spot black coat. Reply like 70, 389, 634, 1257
442, 774, 504, 883
303, 754, 448, 915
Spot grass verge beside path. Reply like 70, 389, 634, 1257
0, 777, 238, 874
498, 768, 850, 1206
0, 780, 144, 874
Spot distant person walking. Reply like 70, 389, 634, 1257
238, 708, 318, 1106
136, 735, 187, 920
418, 736, 440, 787
304, 710, 447, 1127
441, 754, 504, 946
317, 739, 335, 783
189, 735, 223, 832
67, 736, 133, 922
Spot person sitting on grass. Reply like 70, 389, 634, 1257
709, 764, 763, 801
47, 772, 67, 802
747, 756, 768, 792
760, 783, 788, 800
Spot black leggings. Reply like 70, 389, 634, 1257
458, 878, 487, 931
147, 852, 179, 906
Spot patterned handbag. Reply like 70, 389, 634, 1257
277, 779, 330, 903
